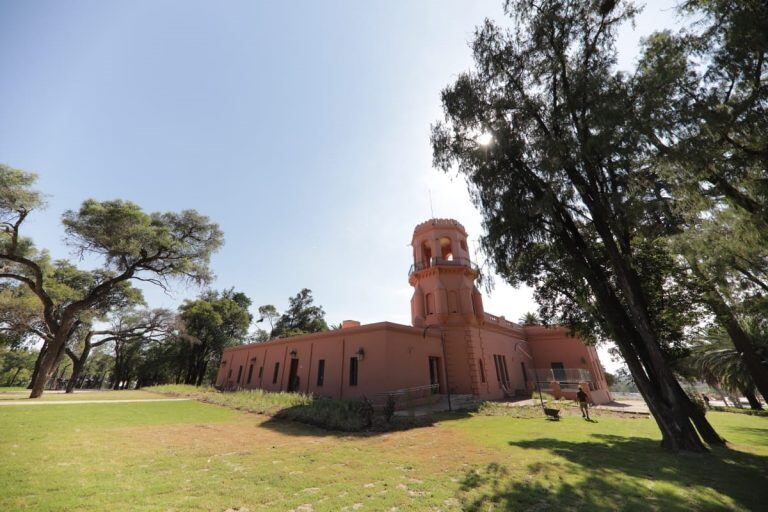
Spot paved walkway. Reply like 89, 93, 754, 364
501, 398, 650, 415
0, 398, 190, 406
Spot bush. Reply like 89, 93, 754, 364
383, 395, 397, 423
532, 391, 558, 402
710, 406, 768, 417
146, 385, 431, 432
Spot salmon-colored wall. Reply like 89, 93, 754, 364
216, 322, 443, 401
474, 324, 534, 399
524, 325, 612, 403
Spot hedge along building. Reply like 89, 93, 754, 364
216, 219, 612, 405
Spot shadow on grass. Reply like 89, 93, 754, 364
257, 403, 474, 437
457, 434, 768, 511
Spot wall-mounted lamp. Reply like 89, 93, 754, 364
356, 347, 365, 361
289, 350, 298, 359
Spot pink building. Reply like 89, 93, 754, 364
217, 219, 612, 405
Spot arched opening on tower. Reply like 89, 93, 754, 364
421, 241, 432, 266
439, 237, 453, 261
425, 293, 435, 315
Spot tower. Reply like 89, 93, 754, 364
409, 218, 484, 328
408, 219, 487, 395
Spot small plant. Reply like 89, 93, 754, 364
383, 394, 397, 423
358, 396, 375, 429
145, 385, 433, 432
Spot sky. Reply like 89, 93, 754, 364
0, 0, 680, 371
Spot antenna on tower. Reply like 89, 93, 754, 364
428, 189, 435, 218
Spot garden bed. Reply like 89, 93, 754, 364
146, 384, 432, 432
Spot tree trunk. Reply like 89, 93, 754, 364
551, 201, 712, 452
66, 333, 96, 394
29, 334, 67, 398
569, 196, 722, 449
672, 379, 726, 445
7, 366, 22, 387
195, 359, 208, 386
609, 257, 715, 449
593, 300, 709, 452
65, 345, 90, 394
710, 381, 729, 406
700, 279, 768, 403
27, 340, 48, 390
581, 263, 709, 451
741, 387, 763, 410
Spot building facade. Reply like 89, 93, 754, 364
217, 219, 612, 405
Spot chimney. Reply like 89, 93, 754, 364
341, 320, 361, 329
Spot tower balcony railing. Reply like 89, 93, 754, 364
408, 256, 479, 276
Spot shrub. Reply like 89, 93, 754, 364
710, 406, 768, 417
146, 385, 431, 432
383, 394, 397, 423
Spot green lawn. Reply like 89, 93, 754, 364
0, 386, 30, 394
0, 392, 766, 511
0, 389, 171, 401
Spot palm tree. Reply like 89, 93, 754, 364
689, 328, 765, 410
519, 312, 540, 326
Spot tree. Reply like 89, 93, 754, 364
688, 324, 766, 410
134, 335, 184, 388
637, 0, 768, 219
1, 260, 144, 390
633, 0, 768, 401
178, 289, 252, 385
0, 283, 45, 349
0, 346, 37, 386
64, 308, 173, 393
249, 328, 271, 343
672, 212, 768, 402
257, 304, 279, 335
271, 289, 328, 338
431, 0, 722, 451
0, 166, 223, 397
519, 312, 540, 326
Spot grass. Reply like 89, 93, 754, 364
0, 386, 30, 394
0, 390, 766, 511
0, 389, 170, 401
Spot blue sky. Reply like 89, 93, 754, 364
0, 1, 679, 369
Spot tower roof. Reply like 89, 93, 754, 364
412, 218, 467, 238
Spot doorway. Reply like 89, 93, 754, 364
428, 356, 442, 393
287, 358, 300, 392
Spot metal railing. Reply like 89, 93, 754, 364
527, 368, 593, 384
374, 383, 439, 399
372, 383, 441, 410
408, 257, 479, 275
